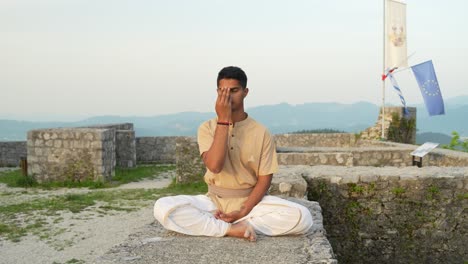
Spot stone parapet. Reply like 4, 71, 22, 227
301, 165, 468, 263
278, 152, 354, 166
277, 143, 468, 167
274, 133, 357, 148
0, 141, 26, 167
27, 128, 116, 182
83, 123, 134, 131
136, 137, 178, 164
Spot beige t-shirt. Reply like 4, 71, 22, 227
197, 116, 278, 213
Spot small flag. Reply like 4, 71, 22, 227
385, 0, 408, 69
411, 60, 445, 116
383, 68, 409, 116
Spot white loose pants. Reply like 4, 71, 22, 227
153, 195, 313, 237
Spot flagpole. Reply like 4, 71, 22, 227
381, 0, 387, 140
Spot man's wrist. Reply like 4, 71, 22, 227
239, 205, 251, 216
217, 121, 232, 126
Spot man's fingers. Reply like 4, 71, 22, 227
216, 87, 229, 105
214, 210, 222, 219
218, 214, 234, 223
221, 87, 229, 104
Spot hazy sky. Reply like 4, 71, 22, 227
1, 0, 467, 121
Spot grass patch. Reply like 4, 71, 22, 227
0, 169, 37, 188
0, 164, 176, 189
0, 223, 28, 242
392, 187, 406, 196
113, 164, 175, 184
164, 180, 207, 194
0, 175, 207, 242
39, 180, 107, 189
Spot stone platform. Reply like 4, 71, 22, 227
97, 198, 337, 264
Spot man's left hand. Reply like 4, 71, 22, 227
214, 210, 246, 223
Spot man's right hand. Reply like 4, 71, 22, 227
216, 87, 231, 122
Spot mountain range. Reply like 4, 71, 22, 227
1, 95, 467, 145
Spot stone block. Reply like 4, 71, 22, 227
361, 174, 378, 183
270, 170, 308, 198
34, 139, 43, 147
341, 174, 360, 184
54, 140, 62, 148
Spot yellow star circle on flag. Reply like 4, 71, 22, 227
421, 80, 440, 97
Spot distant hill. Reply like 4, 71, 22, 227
0, 95, 466, 141
416, 132, 452, 145
0, 102, 378, 141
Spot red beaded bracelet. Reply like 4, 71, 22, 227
217, 121, 232, 126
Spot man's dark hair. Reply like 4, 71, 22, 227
217, 66, 248, 88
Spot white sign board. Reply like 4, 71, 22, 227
410, 142, 439, 158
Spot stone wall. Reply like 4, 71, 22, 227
274, 133, 357, 148
175, 137, 205, 184
84, 123, 135, 168
27, 128, 116, 182
300, 165, 467, 264
136, 137, 178, 164
116, 130, 136, 168
277, 141, 468, 167
4, 135, 468, 170
0, 141, 27, 167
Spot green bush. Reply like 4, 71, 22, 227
442, 131, 468, 152
387, 112, 416, 144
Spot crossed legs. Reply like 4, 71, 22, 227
154, 195, 313, 242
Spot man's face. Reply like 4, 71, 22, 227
217, 78, 248, 111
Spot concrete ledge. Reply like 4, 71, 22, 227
97, 198, 337, 264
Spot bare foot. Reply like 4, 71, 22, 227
226, 221, 257, 242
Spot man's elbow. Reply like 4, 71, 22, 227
207, 164, 223, 174
203, 159, 223, 174
202, 153, 223, 174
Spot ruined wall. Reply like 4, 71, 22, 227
175, 137, 205, 184
302, 165, 467, 264
0, 141, 26, 167
136, 137, 178, 164
27, 128, 115, 182
360, 106, 417, 144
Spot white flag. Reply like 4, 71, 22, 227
385, 0, 407, 68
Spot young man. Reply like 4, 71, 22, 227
154, 66, 313, 241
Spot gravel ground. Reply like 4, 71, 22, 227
0, 170, 174, 264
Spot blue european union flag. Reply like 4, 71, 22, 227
411, 60, 445, 116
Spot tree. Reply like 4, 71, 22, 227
442, 131, 468, 152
